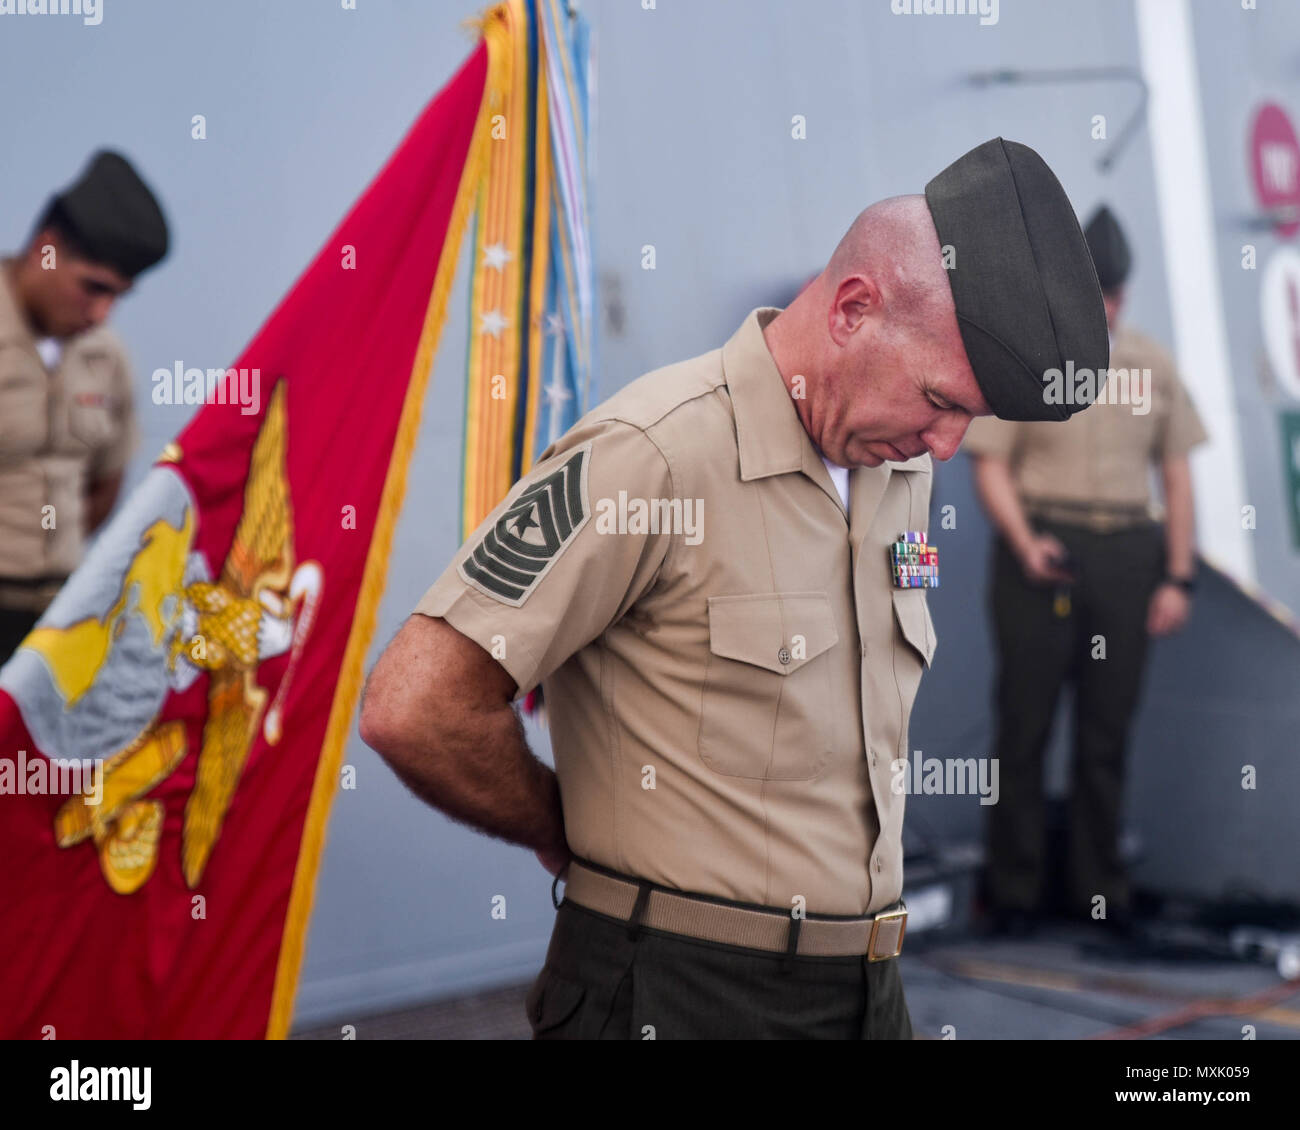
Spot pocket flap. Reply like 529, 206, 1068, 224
526, 967, 586, 1034
707, 592, 839, 676
891, 589, 936, 668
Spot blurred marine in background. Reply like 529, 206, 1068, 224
964, 204, 1208, 938
0, 150, 168, 662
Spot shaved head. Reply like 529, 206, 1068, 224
761, 193, 988, 469
823, 195, 952, 339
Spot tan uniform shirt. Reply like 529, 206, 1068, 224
415, 307, 937, 916
961, 324, 1208, 520
0, 262, 139, 586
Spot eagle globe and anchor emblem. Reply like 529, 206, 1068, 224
0, 381, 323, 895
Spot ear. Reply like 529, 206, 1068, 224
828, 275, 881, 346
31, 227, 61, 254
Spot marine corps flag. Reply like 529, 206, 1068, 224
0, 7, 528, 1039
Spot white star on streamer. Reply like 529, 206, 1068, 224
479, 310, 509, 337
482, 243, 512, 270
543, 380, 572, 406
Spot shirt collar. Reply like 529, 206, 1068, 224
721, 306, 828, 482
721, 306, 932, 479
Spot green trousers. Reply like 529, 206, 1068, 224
528, 898, 914, 1040
0, 607, 38, 669
983, 519, 1165, 919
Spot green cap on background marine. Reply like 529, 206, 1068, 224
38, 150, 169, 279
1083, 204, 1133, 291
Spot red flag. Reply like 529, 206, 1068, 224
0, 26, 502, 1039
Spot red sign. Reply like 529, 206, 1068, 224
1251, 102, 1300, 239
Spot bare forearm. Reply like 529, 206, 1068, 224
971, 456, 1034, 553
1161, 457, 1196, 578
383, 704, 565, 853
84, 472, 123, 534
359, 614, 566, 855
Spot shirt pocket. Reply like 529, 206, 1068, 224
890, 588, 936, 751
0, 351, 49, 456
891, 588, 936, 668
698, 591, 839, 780
64, 358, 118, 452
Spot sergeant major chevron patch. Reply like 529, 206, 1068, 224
460, 443, 592, 606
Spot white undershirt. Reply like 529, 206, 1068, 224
821, 455, 850, 509
35, 337, 63, 370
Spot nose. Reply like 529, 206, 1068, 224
87, 295, 115, 327
921, 415, 972, 462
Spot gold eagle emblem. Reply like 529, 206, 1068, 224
44, 381, 322, 894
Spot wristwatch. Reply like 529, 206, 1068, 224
1164, 573, 1197, 594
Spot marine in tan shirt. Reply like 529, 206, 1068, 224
0, 150, 168, 658
0, 264, 139, 584
962, 322, 1208, 518
963, 204, 1207, 937
414, 304, 939, 917
361, 139, 1111, 1040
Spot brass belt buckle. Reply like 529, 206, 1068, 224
867, 900, 907, 962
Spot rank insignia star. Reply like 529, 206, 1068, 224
511, 506, 541, 538
890, 531, 939, 589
